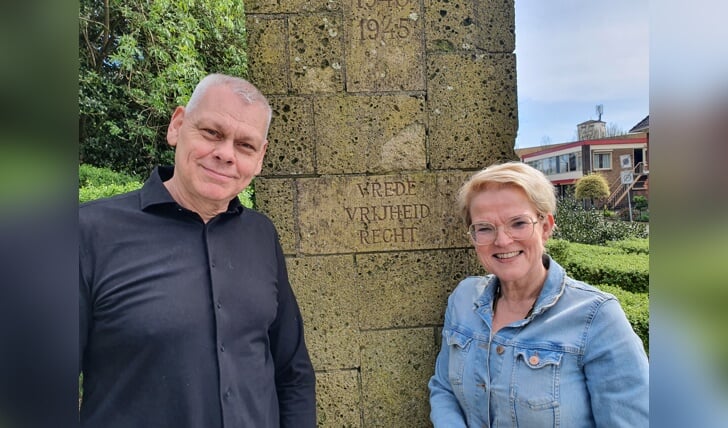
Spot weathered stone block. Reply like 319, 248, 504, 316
360, 328, 437, 427
314, 94, 427, 174
425, 0, 514, 52
246, 0, 341, 13
356, 249, 475, 329
345, 0, 425, 91
246, 17, 288, 95
315, 370, 361, 428
254, 178, 296, 254
297, 172, 472, 254
264, 96, 316, 175
427, 53, 518, 169
287, 255, 361, 371
289, 14, 344, 94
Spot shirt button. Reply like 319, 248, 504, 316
529, 355, 540, 365
216, 302, 222, 309
496, 345, 504, 355
220, 345, 225, 352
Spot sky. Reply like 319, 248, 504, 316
514, 0, 649, 149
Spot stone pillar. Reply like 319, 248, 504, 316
246, 0, 516, 426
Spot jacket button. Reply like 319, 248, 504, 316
496, 345, 504, 355
529, 355, 540, 365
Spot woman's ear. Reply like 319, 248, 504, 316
541, 213, 556, 241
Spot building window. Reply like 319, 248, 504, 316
558, 152, 582, 173
593, 152, 612, 170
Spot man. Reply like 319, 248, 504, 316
79, 74, 316, 427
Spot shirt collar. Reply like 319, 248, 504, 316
139, 166, 244, 216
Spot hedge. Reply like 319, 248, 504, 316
547, 239, 649, 293
78, 164, 254, 208
546, 238, 649, 353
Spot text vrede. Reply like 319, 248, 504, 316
345, 179, 431, 244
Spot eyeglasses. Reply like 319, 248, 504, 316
467, 215, 541, 246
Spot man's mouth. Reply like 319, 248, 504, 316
202, 165, 233, 179
494, 251, 521, 259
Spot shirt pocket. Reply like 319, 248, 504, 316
444, 329, 473, 386
513, 348, 563, 411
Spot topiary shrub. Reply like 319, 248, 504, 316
575, 173, 610, 209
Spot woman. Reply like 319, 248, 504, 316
428, 162, 648, 427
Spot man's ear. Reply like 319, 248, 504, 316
253, 140, 269, 175
166, 106, 186, 147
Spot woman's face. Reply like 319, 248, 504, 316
469, 185, 555, 287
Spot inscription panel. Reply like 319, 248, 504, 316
297, 172, 471, 254
345, 0, 425, 92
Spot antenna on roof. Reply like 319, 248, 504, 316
596, 104, 603, 121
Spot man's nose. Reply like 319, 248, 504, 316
213, 140, 235, 163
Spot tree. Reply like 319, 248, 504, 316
79, 0, 248, 177
606, 122, 626, 137
575, 173, 610, 209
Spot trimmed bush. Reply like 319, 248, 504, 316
79, 164, 141, 188
605, 238, 649, 255
545, 238, 570, 264
79, 164, 254, 208
559, 242, 648, 293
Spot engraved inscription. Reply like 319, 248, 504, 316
355, 0, 417, 44
344, 179, 431, 245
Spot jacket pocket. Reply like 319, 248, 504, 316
444, 329, 473, 386
513, 348, 562, 410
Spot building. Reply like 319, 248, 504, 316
516, 116, 649, 209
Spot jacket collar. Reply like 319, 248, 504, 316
474, 255, 566, 319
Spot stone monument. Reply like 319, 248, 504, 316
246, 0, 517, 425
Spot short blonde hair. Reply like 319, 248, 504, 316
457, 161, 557, 226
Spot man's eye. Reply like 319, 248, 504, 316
203, 129, 220, 138
236, 142, 252, 149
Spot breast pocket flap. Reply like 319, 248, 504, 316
516, 349, 563, 369
444, 329, 473, 350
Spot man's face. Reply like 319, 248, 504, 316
166, 84, 269, 207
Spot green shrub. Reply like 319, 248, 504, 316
605, 238, 649, 255
78, 164, 254, 208
560, 242, 648, 293
79, 182, 144, 204
633, 195, 648, 212
554, 196, 648, 244
79, 164, 141, 188
545, 239, 570, 264
596, 284, 649, 354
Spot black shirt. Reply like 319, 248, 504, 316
79, 166, 316, 427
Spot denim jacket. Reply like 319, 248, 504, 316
429, 257, 648, 427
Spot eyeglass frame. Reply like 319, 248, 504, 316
466, 214, 544, 246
